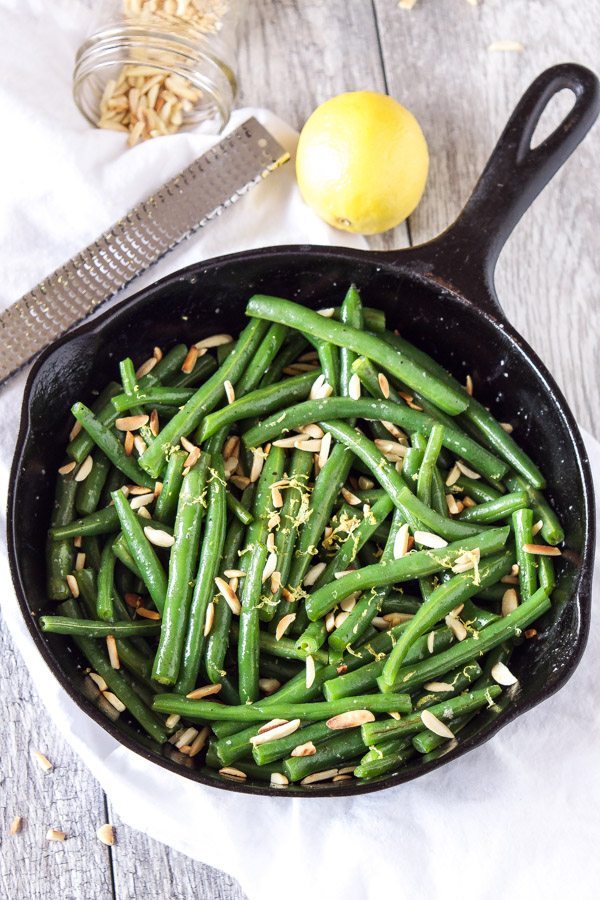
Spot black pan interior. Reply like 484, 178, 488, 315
8, 245, 595, 797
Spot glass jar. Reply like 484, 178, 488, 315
73, 0, 246, 145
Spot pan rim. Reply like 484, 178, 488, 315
7, 243, 596, 798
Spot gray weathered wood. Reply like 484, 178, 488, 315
2, 1, 598, 899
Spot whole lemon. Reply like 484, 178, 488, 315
296, 91, 429, 234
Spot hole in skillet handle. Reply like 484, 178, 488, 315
383, 62, 600, 319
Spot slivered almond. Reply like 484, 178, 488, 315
295, 438, 323, 453
181, 346, 199, 374
298, 350, 320, 363
318, 430, 332, 469
186, 683, 222, 700
341, 486, 361, 506
273, 436, 302, 448
165, 714, 181, 729
224, 569, 246, 579
136, 357, 158, 378
69, 420, 82, 441
106, 635, 120, 670
523, 544, 561, 556
462, 496, 477, 508
10, 816, 23, 835
445, 614, 468, 641
231, 475, 250, 490
334, 610, 351, 628
133, 435, 147, 456
424, 681, 454, 693
183, 446, 201, 471
258, 678, 281, 695
249, 450, 264, 483
291, 741, 317, 757
58, 460, 77, 476
136, 607, 161, 620
511, 563, 520, 575
427, 631, 436, 653
143, 526, 175, 548
465, 374, 474, 396
74, 454, 94, 483
124, 430, 134, 456
327, 710, 375, 730
180, 435, 196, 454
33, 751, 53, 773
115, 414, 149, 432
358, 476, 375, 490
340, 594, 358, 612
103, 691, 126, 713
267, 531, 276, 552
421, 709, 455, 738
204, 601, 215, 637
270, 571, 282, 593
97, 824, 116, 846
75, 552, 86, 571
188, 726, 210, 758
262, 551, 278, 583
128, 485, 153, 495
214, 577, 241, 615
378, 372, 390, 399
456, 461, 481, 480
270, 772, 289, 786
393, 523, 410, 559
195, 334, 233, 350
276, 613, 296, 641
380, 420, 405, 440
175, 727, 198, 749
305, 655, 316, 688
219, 767, 247, 780
46, 828, 67, 842
89, 672, 108, 692
66, 574, 79, 598
500, 421, 514, 433
317, 307, 335, 317
491, 661, 518, 686
130, 492, 154, 509
250, 719, 301, 746
309, 373, 333, 400
348, 372, 361, 400
532, 520, 544, 536
153, 346, 163, 361
224, 380, 235, 404
383, 612, 413, 626
446, 464, 461, 486
304, 562, 326, 587
446, 494, 462, 515
501, 574, 519, 584
298, 423, 324, 439
374, 438, 408, 460
257, 718, 289, 735
451, 547, 481, 575
398, 391, 423, 410
501, 588, 519, 616
414, 531, 448, 549
125, 592, 142, 609
301, 769, 339, 785
271, 485, 284, 508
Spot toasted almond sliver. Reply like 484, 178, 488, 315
46, 828, 67, 842
136, 607, 161, 620
224, 380, 235, 404
181, 346, 200, 374
326, 709, 375, 730
103, 691, 126, 713
218, 767, 247, 780
501, 588, 519, 617
318, 430, 332, 469
456, 460, 481, 480
262, 551, 278, 584
500, 421, 514, 433
270, 772, 289, 786
291, 740, 317, 757
427, 631, 436, 654
33, 751, 53, 773
305, 654, 316, 689
445, 614, 468, 641
522, 544, 562, 556
424, 681, 454, 693
106, 635, 120, 670
414, 531, 448, 549
334, 610, 351, 628
446, 493, 461, 515
183, 446, 201, 471
69, 420, 82, 441
66, 574, 80, 598
231, 474, 251, 490
224, 568, 245, 579
258, 677, 281, 695
10, 815, 23, 835
180, 435, 196, 454
249, 450, 265, 483
340, 594, 357, 612
462, 496, 477, 509
276, 613, 296, 641
130, 492, 154, 509
301, 768, 339, 785
491, 661, 519, 686
317, 307, 335, 317
136, 357, 158, 378
445, 464, 462, 486
188, 726, 211, 758
204, 601, 215, 637
215, 577, 241, 615
532, 520, 544, 536
421, 709, 455, 738
358, 475, 375, 490
75, 552, 86, 572
348, 372, 361, 400
295, 438, 323, 453
465, 374, 473, 396
251, 719, 301, 746
144, 526, 175, 548
273, 436, 301, 448
186, 683, 222, 700
195, 334, 233, 350
97, 824, 116, 846
165, 714, 181, 729
383, 612, 413, 626
89, 671, 108, 692
303, 561, 326, 587
271, 485, 284, 508
115, 414, 149, 432
393, 523, 410, 559
298, 423, 324, 439
341, 486, 361, 506
377, 372, 390, 399
58, 460, 77, 476
124, 430, 135, 456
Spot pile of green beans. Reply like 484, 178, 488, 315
42, 286, 563, 787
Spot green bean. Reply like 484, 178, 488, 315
71, 402, 155, 488
97, 536, 117, 621
225, 491, 254, 526
260, 333, 309, 387
538, 554, 556, 594
66, 382, 122, 462
460, 599, 500, 630
238, 627, 328, 665
362, 686, 502, 746
82, 535, 102, 572
306, 525, 509, 621
112, 536, 142, 579
205, 486, 255, 684
402, 447, 424, 493
505, 472, 564, 545
262, 449, 314, 623
259, 655, 302, 683
377, 586, 550, 693
412, 661, 483, 711
111, 489, 168, 613
354, 741, 415, 780
111, 387, 195, 413
381, 550, 513, 687
169, 352, 218, 388
50, 505, 120, 540
397, 483, 486, 540
430, 466, 449, 518
340, 285, 363, 404
284, 730, 366, 782
58, 600, 166, 742
453, 475, 503, 504
235, 323, 289, 396
197, 372, 317, 443
458, 491, 529, 523
139, 319, 269, 478
417, 424, 444, 506
323, 626, 455, 700
314, 339, 339, 394
75, 451, 111, 516
46, 471, 78, 599
316, 494, 394, 589
238, 446, 287, 702
175, 454, 227, 695
295, 620, 328, 656
512, 508, 537, 601
39, 616, 161, 638
152, 454, 210, 684
153, 450, 186, 525
246, 295, 469, 415
252, 720, 334, 766
152, 691, 412, 722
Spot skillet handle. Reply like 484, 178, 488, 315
398, 63, 600, 315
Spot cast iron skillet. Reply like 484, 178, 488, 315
8, 63, 598, 797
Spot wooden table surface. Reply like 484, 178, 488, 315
1, 1, 598, 898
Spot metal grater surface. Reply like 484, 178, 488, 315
0, 118, 289, 386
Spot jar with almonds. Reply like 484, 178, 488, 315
73, 0, 245, 146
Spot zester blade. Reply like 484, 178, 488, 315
0, 117, 289, 386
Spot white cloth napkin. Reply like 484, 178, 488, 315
1, 3, 600, 899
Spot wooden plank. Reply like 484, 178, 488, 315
0, 622, 113, 899
373, 0, 600, 436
